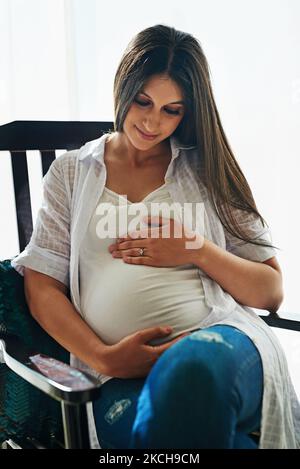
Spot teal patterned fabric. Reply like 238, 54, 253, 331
0, 258, 69, 447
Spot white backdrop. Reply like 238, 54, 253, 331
0, 0, 299, 316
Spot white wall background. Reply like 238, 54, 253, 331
0, 0, 300, 318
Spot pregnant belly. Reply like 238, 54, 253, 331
80, 262, 208, 346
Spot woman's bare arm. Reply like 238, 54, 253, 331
192, 240, 283, 312
24, 267, 110, 374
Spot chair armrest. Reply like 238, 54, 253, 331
0, 335, 102, 405
257, 311, 300, 332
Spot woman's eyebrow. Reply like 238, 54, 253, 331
140, 91, 185, 105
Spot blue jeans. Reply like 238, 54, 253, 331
93, 325, 263, 449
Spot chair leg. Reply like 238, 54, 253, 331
61, 402, 90, 449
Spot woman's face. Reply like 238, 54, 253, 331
123, 75, 185, 149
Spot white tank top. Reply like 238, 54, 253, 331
79, 183, 211, 346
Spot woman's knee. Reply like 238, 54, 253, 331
163, 327, 262, 416
151, 338, 235, 399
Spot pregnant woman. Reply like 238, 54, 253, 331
12, 24, 300, 449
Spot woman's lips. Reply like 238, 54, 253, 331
136, 126, 158, 140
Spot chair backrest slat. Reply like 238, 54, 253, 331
40, 150, 56, 177
10, 151, 33, 252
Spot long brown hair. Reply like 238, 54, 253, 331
112, 24, 278, 251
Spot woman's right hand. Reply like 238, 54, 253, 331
101, 326, 189, 379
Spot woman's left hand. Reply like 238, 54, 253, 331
108, 216, 204, 267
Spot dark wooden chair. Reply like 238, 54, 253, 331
0, 121, 299, 449
0, 121, 113, 448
